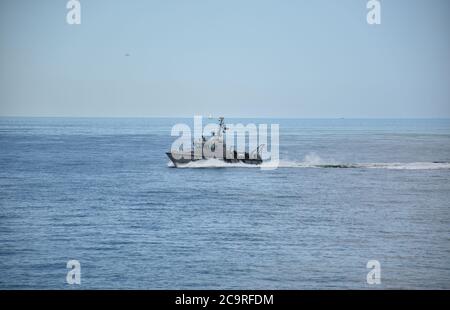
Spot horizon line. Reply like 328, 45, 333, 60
1, 115, 450, 120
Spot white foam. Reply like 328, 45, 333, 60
276, 160, 450, 170
361, 162, 450, 170
167, 159, 450, 170
302, 152, 325, 165
169, 159, 450, 170
167, 153, 450, 170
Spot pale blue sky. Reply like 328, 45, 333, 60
0, 0, 449, 117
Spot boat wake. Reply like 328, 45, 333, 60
276, 161, 450, 170
168, 153, 450, 170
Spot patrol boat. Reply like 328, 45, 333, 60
166, 117, 264, 167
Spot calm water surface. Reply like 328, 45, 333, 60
0, 118, 449, 289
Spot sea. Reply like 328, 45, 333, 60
0, 117, 449, 289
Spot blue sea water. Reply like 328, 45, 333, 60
0, 117, 449, 289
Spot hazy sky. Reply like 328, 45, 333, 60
0, 0, 449, 117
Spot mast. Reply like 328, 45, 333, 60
217, 117, 227, 159
218, 117, 227, 137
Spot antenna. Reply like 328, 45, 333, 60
217, 116, 227, 136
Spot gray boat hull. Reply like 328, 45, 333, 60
166, 152, 262, 167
